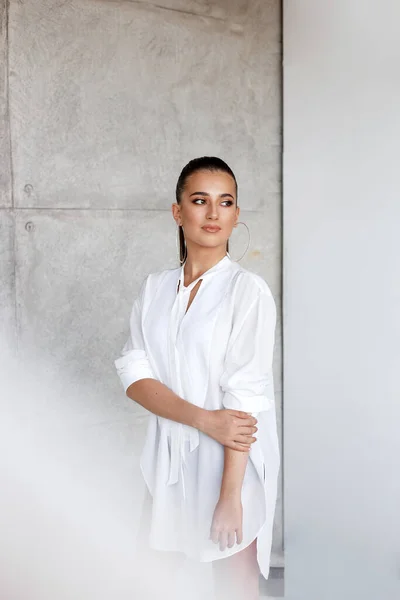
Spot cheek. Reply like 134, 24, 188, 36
185, 209, 203, 226
221, 214, 237, 229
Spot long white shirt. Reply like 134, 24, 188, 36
114, 254, 280, 579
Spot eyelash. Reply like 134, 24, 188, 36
192, 199, 234, 207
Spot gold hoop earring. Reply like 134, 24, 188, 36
227, 221, 250, 262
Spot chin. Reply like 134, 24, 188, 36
201, 240, 227, 250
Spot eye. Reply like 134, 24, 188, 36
191, 198, 234, 206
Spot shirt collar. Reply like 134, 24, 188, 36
178, 254, 232, 293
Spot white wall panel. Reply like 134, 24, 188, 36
284, 0, 400, 597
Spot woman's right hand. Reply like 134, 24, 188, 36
201, 409, 258, 451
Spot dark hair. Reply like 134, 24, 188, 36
175, 156, 238, 264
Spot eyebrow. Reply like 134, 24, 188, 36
189, 191, 235, 200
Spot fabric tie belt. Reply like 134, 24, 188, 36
161, 420, 199, 491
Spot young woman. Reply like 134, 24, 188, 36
114, 157, 280, 600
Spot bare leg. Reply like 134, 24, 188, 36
212, 539, 259, 600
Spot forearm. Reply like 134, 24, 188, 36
126, 378, 206, 430
219, 446, 249, 500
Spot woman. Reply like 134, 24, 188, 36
114, 157, 280, 600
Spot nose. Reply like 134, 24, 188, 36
206, 205, 219, 220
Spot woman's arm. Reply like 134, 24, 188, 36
126, 379, 258, 452
219, 446, 249, 500
115, 286, 258, 451
210, 445, 249, 551
211, 280, 277, 550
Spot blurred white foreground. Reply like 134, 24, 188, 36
0, 344, 213, 600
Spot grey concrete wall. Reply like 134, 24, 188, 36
0, 1, 15, 350
1, 0, 282, 594
284, 1, 400, 598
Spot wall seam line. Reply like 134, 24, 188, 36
124, 1, 226, 22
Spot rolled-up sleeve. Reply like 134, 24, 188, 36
114, 280, 156, 393
219, 287, 276, 413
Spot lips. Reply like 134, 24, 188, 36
202, 226, 221, 232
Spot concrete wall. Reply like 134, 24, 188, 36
0, 0, 282, 596
284, 1, 400, 598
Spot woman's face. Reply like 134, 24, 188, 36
173, 169, 240, 253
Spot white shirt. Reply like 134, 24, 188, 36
114, 254, 280, 579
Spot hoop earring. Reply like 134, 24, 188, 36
227, 221, 251, 262
176, 225, 187, 265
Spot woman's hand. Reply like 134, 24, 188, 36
201, 409, 257, 451
210, 496, 243, 551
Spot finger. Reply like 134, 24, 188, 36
219, 531, 228, 552
240, 417, 258, 428
236, 434, 257, 445
231, 411, 258, 425
227, 442, 250, 452
231, 410, 250, 419
248, 414, 258, 426
227, 531, 236, 549
238, 425, 258, 435
210, 525, 219, 544
236, 526, 243, 545
233, 442, 251, 452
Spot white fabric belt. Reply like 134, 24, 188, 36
163, 421, 199, 489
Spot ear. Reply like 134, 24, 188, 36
171, 203, 182, 226
234, 206, 240, 225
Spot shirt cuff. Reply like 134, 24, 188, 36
114, 350, 155, 393
222, 390, 272, 413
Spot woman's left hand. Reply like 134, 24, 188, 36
210, 496, 243, 551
